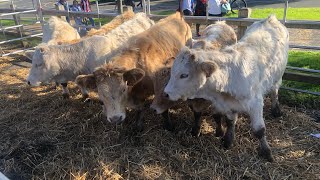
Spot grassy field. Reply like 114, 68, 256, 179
280, 51, 320, 108
155, 8, 320, 20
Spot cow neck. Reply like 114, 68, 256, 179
109, 52, 139, 71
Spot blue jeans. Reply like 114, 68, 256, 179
88, 17, 95, 26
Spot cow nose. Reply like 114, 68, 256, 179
27, 81, 31, 85
109, 115, 123, 124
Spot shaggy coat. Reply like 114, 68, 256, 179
87, 10, 135, 36
76, 12, 192, 124
42, 16, 80, 45
27, 13, 154, 98
164, 15, 289, 161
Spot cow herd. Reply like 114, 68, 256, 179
25, 10, 289, 162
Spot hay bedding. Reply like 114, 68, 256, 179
0, 54, 319, 180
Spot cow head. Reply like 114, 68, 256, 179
164, 47, 217, 101
26, 46, 60, 86
75, 65, 145, 124
150, 58, 176, 114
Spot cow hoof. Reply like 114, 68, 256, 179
271, 106, 282, 118
222, 134, 233, 149
258, 147, 274, 162
215, 129, 224, 137
191, 127, 201, 137
62, 93, 70, 99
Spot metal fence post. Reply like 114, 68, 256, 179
37, 0, 44, 24
146, 0, 150, 15
96, 0, 101, 27
283, 0, 289, 23
142, 0, 146, 13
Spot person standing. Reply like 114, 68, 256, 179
179, 0, 194, 16
70, 0, 85, 32
55, 0, 70, 22
208, 0, 222, 16
80, 0, 95, 27
194, 0, 207, 36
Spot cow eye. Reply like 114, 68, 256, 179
180, 74, 189, 79
99, 100, 104, 105
35, 63, 43, 68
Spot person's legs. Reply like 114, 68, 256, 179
89, 17, 95, 26
183, 9, 193, 16
196, 24, 201, 36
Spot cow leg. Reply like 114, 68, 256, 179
161, 110, 174, 131
222, 113, 237, 149
271, 88, 281, 117
191, 110, 202, 137
61, 83, 70, 99
212, 113, 224, 137
250, 100, 273, 162
79, 86, 90, 102
134, 110, 145, 132
54, 82, 59, 90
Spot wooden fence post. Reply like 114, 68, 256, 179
55, 4, 67, 21
10, 3, 23, 36
237, 8, 251, 40
123, 6, 133, 12
117, 0, 123, 14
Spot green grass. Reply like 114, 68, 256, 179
155, 8, 320, 21
94, 17, 113, 25
280, 51, 320, 108
0, 18, 39, 26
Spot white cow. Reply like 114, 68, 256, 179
164, 15, 289, 162
27, 13, 154, 98
42, 16, 80, 45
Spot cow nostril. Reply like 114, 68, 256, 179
164, 93, 169, 98
27, 81, 31, 85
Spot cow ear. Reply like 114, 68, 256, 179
164, 57, 175, 66
193, 40, 206, 49
199, 61, 217, 77
25, 50, 35, 60
75, 74, 97, 89
123, 68, 145, 86
186, 39, 194, 48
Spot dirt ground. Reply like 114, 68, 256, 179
0, 44, 319, 180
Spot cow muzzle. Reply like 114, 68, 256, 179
108, 115, 125, 124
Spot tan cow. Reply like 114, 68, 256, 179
58, 10, 135, 45
151, 21, 237, 135
76, 12, 192, 129
86, 10, 135, 36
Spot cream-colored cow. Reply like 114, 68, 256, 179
164, 15, 289, 162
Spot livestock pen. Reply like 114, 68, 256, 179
0, 0, 319, 179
